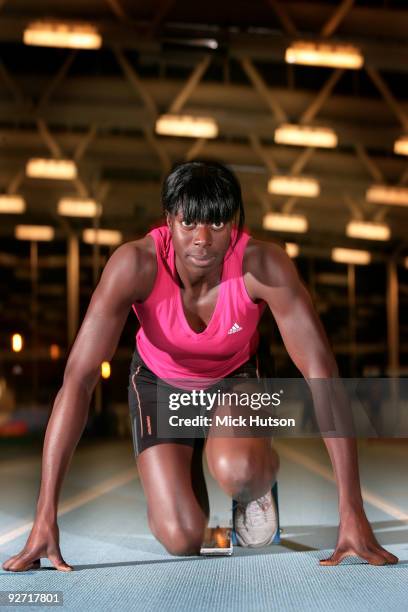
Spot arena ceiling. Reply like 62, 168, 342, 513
0, 0, 407, 254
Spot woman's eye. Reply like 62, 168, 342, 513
180, 220, 224, 229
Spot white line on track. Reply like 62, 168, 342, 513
0, 467, 137, 546
276, 442, 408, 522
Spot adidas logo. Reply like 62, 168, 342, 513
228, 322, 243, 335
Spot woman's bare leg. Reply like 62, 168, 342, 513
205, 379, 279, 500
205, 436, 279, 502
136, 442, 208, 556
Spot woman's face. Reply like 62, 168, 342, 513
167, 211, 232, 272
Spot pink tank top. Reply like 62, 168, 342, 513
132, 225, 265, 384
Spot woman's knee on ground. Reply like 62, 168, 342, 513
148, 510, 206, 556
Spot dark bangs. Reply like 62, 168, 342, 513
162, 160, 245, 231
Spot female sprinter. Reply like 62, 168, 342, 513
3, 160, 397, 571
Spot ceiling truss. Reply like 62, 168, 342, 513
0, 1, 408, 249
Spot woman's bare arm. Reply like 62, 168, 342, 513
245, 240, 398, 566
36, 241, 154, 517
3, 239, 156, 572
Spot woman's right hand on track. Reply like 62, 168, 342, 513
2, 521, 73, 572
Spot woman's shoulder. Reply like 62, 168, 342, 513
106, 236, 157, 303
115, 235, 157, 267
243, 237, 298, 287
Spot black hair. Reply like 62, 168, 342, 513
161, 160, 245, 233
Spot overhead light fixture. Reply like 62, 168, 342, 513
346, 220, 390, 241
405, 257, 408, 269
165, 37, 218, 49
274, 124, 338, 148
268, 176, 320, 198
24, 21, 102, 49
263, 213, 308, 233
285, 242, 300, 257
197, 39, 218, 50
82, 229, 122, 246
332, 248, 371, 265
26, 158, 77, 180
12, 333, 23, 353
285, 41, 363, 69
0, 195, 26, 214
15, 225, 55, 241
394, 136, 408, 156
155, 114, 218, 138
366, 185, 408, 207
58, 198, 102, 218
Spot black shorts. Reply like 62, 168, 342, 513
128, 345, 260, 456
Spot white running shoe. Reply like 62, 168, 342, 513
234, 490, 278, 548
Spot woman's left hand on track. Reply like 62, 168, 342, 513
319, 507, 398, 566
